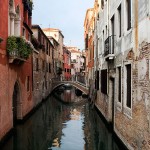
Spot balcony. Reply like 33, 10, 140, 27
7, 36, 33, 63
104, 35, 115, 61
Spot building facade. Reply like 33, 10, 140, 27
67, 46, 84, 82
86, 0, 150, 149
0, 0, 34, 140
84, 8, 95, 87
49, 36, 59, 77
32, 25, 54, 104
63, 46, 71, 80
43, 28, 64, 79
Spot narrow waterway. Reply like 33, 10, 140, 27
1, 86, 121, 150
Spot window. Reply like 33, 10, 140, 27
101, 0, 104, 9
125, 64, 131, 108
27, 76, 30, 91
105, 25, 107, 38
49, 63, 51, 73
117, 67, 121, 102
46, 42, 48, 54
95, 70, 99, 90
118, 5, 121, 37
103, 30, 104, 52
85, 34, 88, 49
126, 0, 131, 30
23, 28, 26, 37
101, 69, 107, 94
111, 16, 115, 54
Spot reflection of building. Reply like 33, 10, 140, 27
0, 0, 34, 140
70, 109, 80, 120
63, 90, 72, 102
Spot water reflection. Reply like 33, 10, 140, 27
1, 87, 120, 150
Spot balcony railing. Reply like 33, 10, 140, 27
7, 36, 33, 63
104, 35, 115, 60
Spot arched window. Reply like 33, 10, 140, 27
14, 5, 21, 36
9, 0, 16, 36
9, 1, 21, 36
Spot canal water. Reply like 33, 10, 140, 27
1, 86, 121, 150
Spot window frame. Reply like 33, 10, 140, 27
123, 62, 132, 118
118, 5, 121, 37
126, 0, 131, 30
101, 69, 108, 95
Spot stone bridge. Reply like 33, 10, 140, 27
51, 80, 89, 95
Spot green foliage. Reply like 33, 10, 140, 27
7, 36, 33, 59
7, 36, 17, 53
29, 1, 33, 10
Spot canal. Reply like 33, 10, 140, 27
1, 86, 122, 150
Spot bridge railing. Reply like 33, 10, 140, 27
76, 76, 85, 84
51, 77, 88, 89
51, 78, 89, 94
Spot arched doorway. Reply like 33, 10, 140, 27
12, 82, 21, 124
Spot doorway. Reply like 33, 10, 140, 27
12, 82, 21, 125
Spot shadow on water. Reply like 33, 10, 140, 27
1, 86, 121, 150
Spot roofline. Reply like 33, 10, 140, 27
42, 28, 64, 38
32, 25, 53, 47
84, 8, 94, 27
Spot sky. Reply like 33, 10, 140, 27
32, 0, 94, 50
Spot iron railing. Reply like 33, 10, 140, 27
104, 35, 115, 57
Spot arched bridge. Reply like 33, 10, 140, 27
51, 80, 89, 95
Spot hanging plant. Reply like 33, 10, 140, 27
7, 36, 18, 54
7, 36, 33, 59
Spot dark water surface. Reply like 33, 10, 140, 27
1, 87, 121, 150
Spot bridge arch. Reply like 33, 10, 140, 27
51, 81, 88, 95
